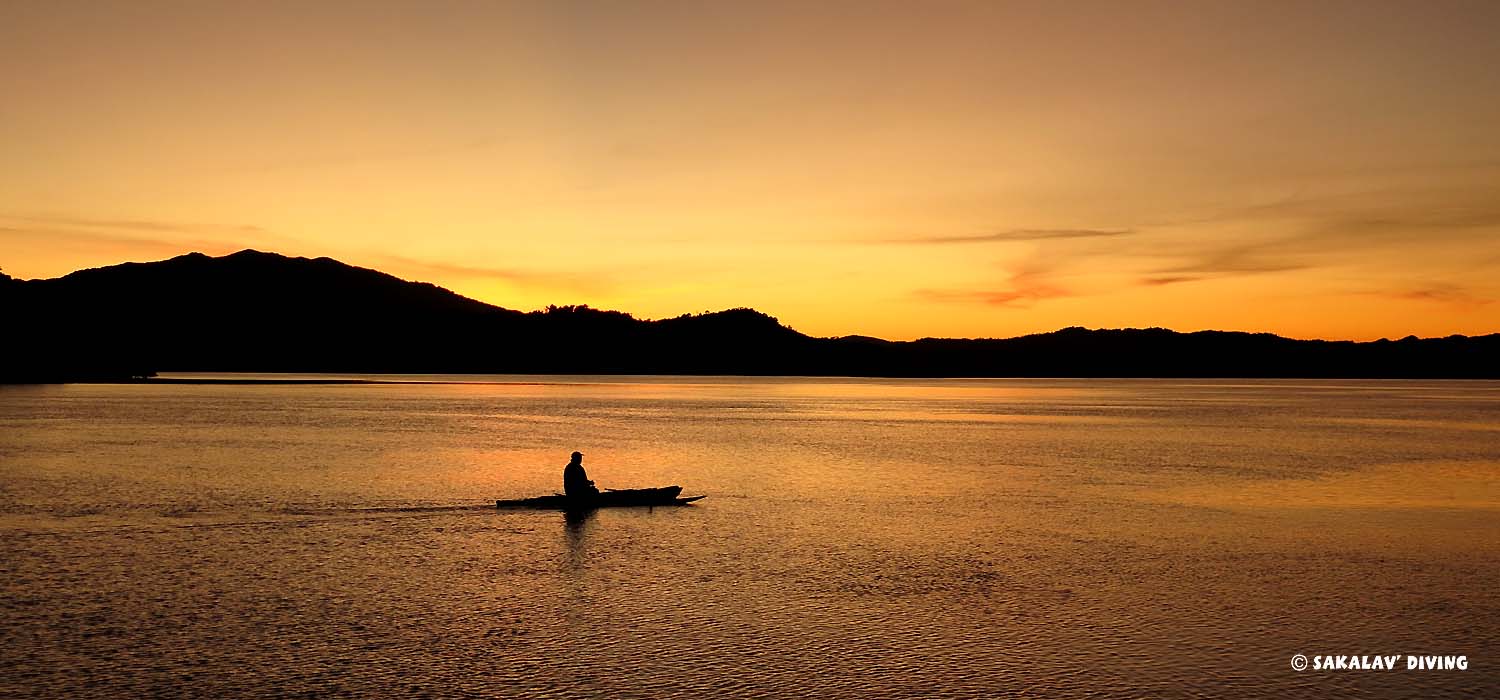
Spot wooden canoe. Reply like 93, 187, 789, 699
496, 486, 705, 510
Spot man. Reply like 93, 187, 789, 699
563, 451, 600, 498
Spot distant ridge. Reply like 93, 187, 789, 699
2, 250, 1496, 381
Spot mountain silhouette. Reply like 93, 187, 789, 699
3, 250, 1496, 381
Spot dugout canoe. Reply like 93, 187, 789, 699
496, 486, 705, 510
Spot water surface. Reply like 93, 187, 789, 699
3, 377, 1497, 698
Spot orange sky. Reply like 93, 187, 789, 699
3, 1, 1498, 340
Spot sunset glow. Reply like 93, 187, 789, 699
4, 1, 1498, 340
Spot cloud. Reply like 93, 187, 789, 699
373, 254, 619, 297
1167, 186, 1500, 244
1380, 284, 1492, 308
914, 261, 1074, 307
1153, 241, 1313, 277
0, 225, 260, 265
1139, 275, 1200, 286
0, 213, 266, 236
914, 287, 1069, 306
217, 137, 496, 175
1127, 185, 1500, 285
1, 226, 180, 249
0, 213, 619, 299
1137, 247, 1308, 285
887, 228, 1134, 244
892, 183, 1500, 304
375, 255, 538, 283
0, 212, 297, 279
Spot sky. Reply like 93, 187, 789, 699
3, 1, 1498, 341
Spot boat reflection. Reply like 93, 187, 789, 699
563, 508, 596, 572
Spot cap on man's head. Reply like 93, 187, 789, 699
571, 451, 583, 459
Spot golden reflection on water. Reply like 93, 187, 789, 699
1149, 460, 1500, 511
1, 377, 1497, 698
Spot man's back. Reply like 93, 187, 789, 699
563, 452, 598, 497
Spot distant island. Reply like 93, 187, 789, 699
2, 249, 1496, 382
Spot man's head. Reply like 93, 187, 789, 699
571, 451, 583, 462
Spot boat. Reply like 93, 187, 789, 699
495, 485, 706, 510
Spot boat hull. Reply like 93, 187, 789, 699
496, 486, 704, 510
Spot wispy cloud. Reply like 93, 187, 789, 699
0, 226, 193, 251
0, 212, 622, 298
914, 261, 1074, 307
1129, 185, 1500, 286
1130, 236, 1339, 289
889, 183, 1500, 302
885, 228, 1134, 244
375, 255, 538, 283
1139, 275, 1200, 286
373, 254, 619, 297
1190, 186, 1500, 231
0, 224, 262, 266
1378, 284, 1492, 308
217, 137, 496, 175
1153, 241, 1313, 277
0, 212, 292, 279
0, 213, 267, 236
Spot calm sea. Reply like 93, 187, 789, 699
2, 376, 1497, 698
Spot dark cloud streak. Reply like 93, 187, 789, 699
1, 213, 265, 235
1139, 276, 1200, 286
1132, 185, 1500, 285
885, 228, 1135, 244
0, 226, 251, 256
1379, 284, 1491, 308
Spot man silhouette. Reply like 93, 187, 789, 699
563, 451, 599, 498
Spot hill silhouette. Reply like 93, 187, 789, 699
3, 250, 1496, 381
